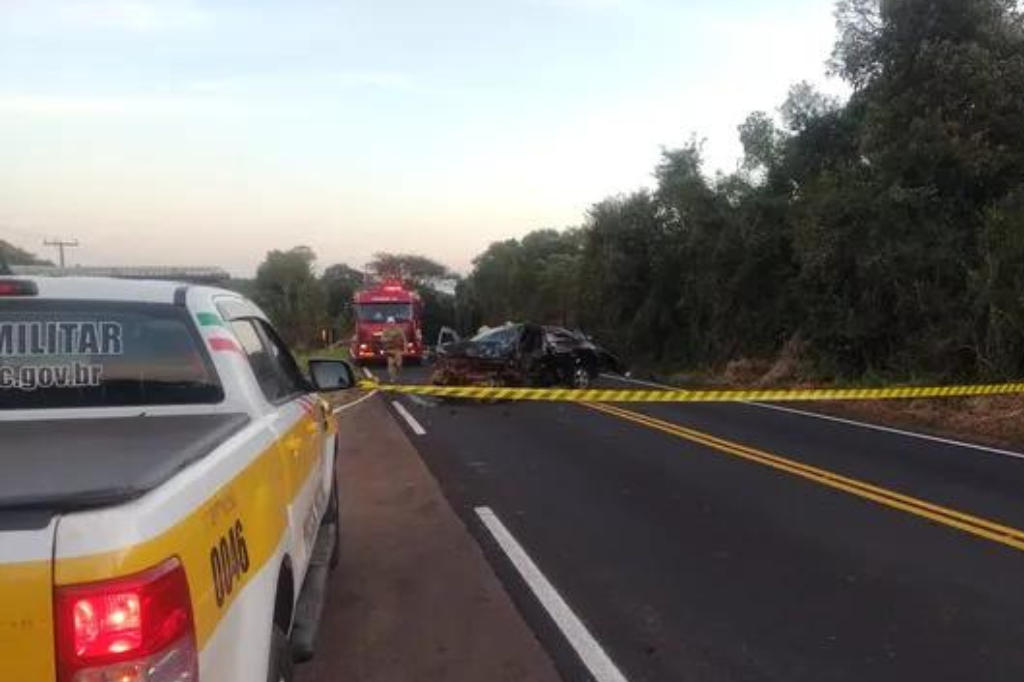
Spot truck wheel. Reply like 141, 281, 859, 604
267, 625, 293, 682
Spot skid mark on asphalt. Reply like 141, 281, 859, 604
586, 402, 1024, 554
475, 507, 630, 682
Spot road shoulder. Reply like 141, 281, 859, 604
297, 396, 562, 682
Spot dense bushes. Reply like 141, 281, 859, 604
460, 0, 1024, 382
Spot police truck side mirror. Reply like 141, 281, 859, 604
308, 359, 357, 392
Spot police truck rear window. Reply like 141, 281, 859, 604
0, 301, 223, 409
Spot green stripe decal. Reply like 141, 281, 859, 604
197, 312, 224, 328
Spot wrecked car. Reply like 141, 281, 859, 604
431, 323, 626, 388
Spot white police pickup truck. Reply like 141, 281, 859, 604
0, 276, 357, 682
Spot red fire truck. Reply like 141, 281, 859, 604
350, 279, 424, 364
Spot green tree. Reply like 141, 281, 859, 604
970, 188, 1024, 377
419, 285, 459, 346
821, 0, 1024, 376
366, 253, 453, 288
577, 192, 663, 358
321, 263, 364, 336
253, 246, 326, 348
536, 252, 582, 327
461, 229, 584, 331
462, 239, 524, 326
0, 240, 52, 267
779, 81, 840, 133
456, 0, 1024, 382
738, 111, 782, 173
829, 0, 884, 89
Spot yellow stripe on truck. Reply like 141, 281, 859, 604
0, 561, 57, 681
55, 413, 325, 650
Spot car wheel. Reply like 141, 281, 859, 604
571, 365, 592, 389
267, 625, 293, 682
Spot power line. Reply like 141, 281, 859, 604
44, 238, 80, 268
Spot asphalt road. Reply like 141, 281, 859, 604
366, 363, 1024, 682
296, 395, 560, 682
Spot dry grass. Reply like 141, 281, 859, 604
722, 358, 771, 385
758, 333, 808, 387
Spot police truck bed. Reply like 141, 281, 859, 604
0, 413, 250, 512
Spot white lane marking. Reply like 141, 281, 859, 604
601, 374, 1024, 461
600, 373, 670, 389
362, 366, 374, 379
475, 506, 629, 682
333, 389, 379, 414
747, 401, 1024, 461
407, 394, 436, 408
392, 400, 426, 435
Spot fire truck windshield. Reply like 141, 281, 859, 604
357, 303, 413, 323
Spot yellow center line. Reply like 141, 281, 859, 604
593, 403, 1024, 540
583, 402, 1024, 553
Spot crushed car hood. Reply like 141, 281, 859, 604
437, 339, 510, 360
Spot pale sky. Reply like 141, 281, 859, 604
0, 0, 847, 276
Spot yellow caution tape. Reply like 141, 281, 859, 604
355, 380, 1024, 402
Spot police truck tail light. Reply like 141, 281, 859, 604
56, 558, 198, 682
0, 279, 39, 296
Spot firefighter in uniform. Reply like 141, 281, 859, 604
381, 316, 407, 383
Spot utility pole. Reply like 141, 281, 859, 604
44, 238, 79, 268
